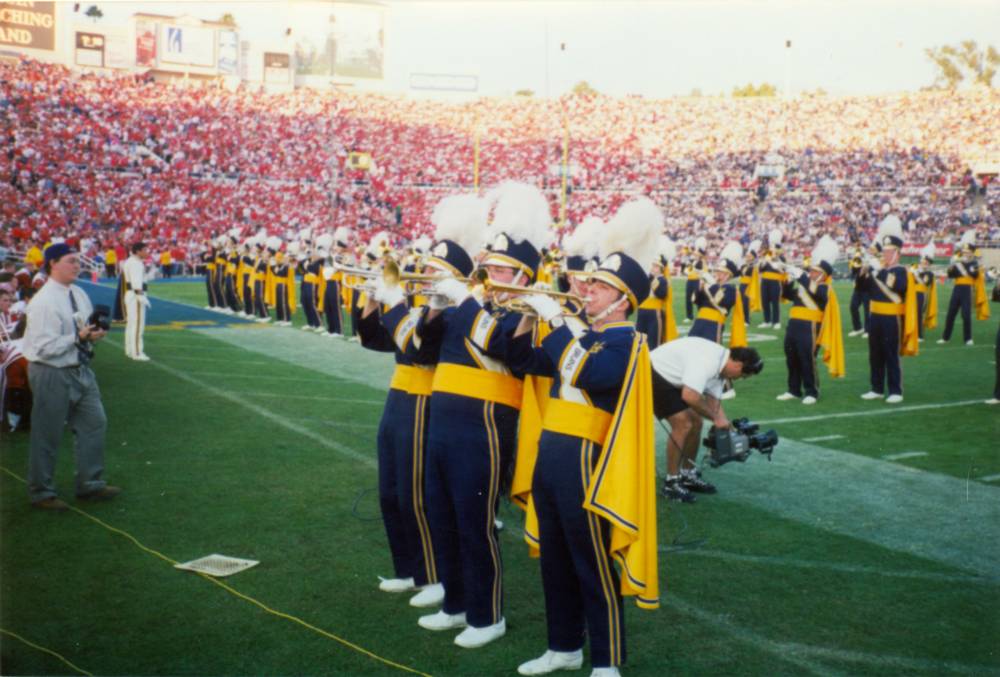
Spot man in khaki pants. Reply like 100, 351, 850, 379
122, 242, 151, 361
22, 243, 121, 511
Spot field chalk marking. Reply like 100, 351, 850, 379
802, 434, 845, 442
883, 451, 929, 462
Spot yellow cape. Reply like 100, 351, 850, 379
901, 271, 920, 357
582, 335, 659, 609
974, 268, 990, 321
729, 292, 747, 348
748, 265, 762, 313
818, 281, 845, 378
663, 282, 678, 342
923, 277, 937, 330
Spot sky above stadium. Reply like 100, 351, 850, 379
93, 0, 1000, 98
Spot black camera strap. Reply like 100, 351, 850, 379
68, 289, 94, 366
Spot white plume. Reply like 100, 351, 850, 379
958, 230, 977, 248
366, 231, 392, 257
601, 197, 664, 273
563, 216, 603, 260
811, 235, 840, 267
718, 241, 743, 267
659, 235, 677, 263
431, 193, 489, 257
333, 226, 353, 246
768, 229, 783, 247
694, 236, 708, 252
876, 214, 903, 244
286, 241, 302, 258
920, 241, 936, 260
485, 181, 552, 251
412, 235, 432, 254
266, 236, 283, 251
315, 233, 334, 251
298, 228, 313, 242
748, 239, 762, 254
228, 227, 242, 239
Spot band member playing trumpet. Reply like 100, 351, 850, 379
682, 237, 707, 323
635, 236, 677, 350
413, 182, 549, 649
299, 231, 324, 332
939, 230, 989, 345
506, 197, 661, 677
759, 229, 785, 329
912, 242, 937, 341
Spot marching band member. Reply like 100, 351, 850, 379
758, 228, 785, 329
121, 242, 151, 362
316, 232, 341, 337
739, 240, 762, 327
413, 181, 549, 648
861, 215, 919, 404
508, 197, 660, 677
847, 242, 871, 337
239, 238, 255, 318
406, 235, 432, 308
775, 235, 844, 405
938, 230, 989, 345
635, 236, 677, 350
558, 216, 602, 299
213, 235, 231, 314
267, 237, 295, 326
251, 236, 271, 323
299, 230, 324, 332
201, 239, 219, 311
689, 241, 746, 348
682, 238, 707, 323
912, 242, 938, 341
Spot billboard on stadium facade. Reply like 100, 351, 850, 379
75, 31, 104, 67
292, 1, 385, 79
135, 19, 156, 67
159, 23, 215, 67
218, 29, 238, 75
0, 1, 56, 51
264, 51, 290, 84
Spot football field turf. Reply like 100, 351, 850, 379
2, 278, 998, 676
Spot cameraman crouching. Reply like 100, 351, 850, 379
23, 243, 120, 511
650, 336, 763, 503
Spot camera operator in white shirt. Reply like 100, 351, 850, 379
650, 336, 763, 503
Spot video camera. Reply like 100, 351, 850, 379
88, 304, 111, 332
704, 418, 778, 467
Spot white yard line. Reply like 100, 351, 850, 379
882, 451, 929, 461
802, 434, 845, 442
758, 400, 984, 425
979, 473, 1000, 483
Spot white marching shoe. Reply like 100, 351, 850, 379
134, 354, 151, 362
936, 338, 947, 344
966, 340, 974, 346
776, 392, 798, 401
802, 396, 817, 405
860, 391, 884, 400
454, 618, 505, 648
517, 649, 584, 675
985, 398, 999, 405
720, 389, 736, 400
757, 321, 771, 329
848, 329, 863, 337
418, 610, 467, 631
590, 668, 622, 677
886, 394, 904, 404
378, 576, 415, 593
409, 583, 445, 608
772, 323, 781, 330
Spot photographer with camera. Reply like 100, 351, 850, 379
650, 336, 763, 503
22, 243, 120, 511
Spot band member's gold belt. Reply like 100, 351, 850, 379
432, 363, 523, 409
954, 277, 974, 286
870, 301, 904, 316
761, 272, 785, 281
541, 399, 612, 445
390, 364, 435, 396
696, 307, 726, 323
789, 307, 823, 323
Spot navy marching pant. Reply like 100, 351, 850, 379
635, 309, 662, 349
761, 279, 781, 324
915, 291, 925, 339
377, 389, 437, 587
323, 280, 343, 334
738, 284, 750, 325
533, 431, 625, 668
300, 282, 321, 328
425, 393, 517, 627
784, 319, 820, 398
205, 271, 218, 307
849, 289, 870, 332
684, 280, 698, 320
994, 321, 1000, 400
224, 275, 240, 312
253, 280, 268, 318
275, 283, 290, 322
242, 277, 254, 315
868, 314, 903, 396
942, 286, 972, 342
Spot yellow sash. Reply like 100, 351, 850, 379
389, 364, 436, 396
432, 363, 523, 410
923, 279, 937, 329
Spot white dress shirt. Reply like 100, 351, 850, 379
649, 336, 729, 399
22, 280, 93, 367
121, 255, 146, 294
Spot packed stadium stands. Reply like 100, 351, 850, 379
3, 56, 998, 266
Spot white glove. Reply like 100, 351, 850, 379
866, 256, 883, 272
373, 278, 405, 308
433, 278, 470, 305
522, 294, 562, 322
139, 295, 151, 309
786, 265, 804, 279
427, 294, 450, 310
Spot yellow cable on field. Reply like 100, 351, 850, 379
0, 628, 94, 676
1, 466, 431, 677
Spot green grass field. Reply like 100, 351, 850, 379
2, 278, 998, 677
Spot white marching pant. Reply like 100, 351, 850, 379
124, 291, 146, 358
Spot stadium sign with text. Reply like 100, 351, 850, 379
0, 1, 56, 51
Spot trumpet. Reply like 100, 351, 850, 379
383, 260, 472, 295
474, 269, 587, 316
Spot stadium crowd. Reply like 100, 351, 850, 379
2, 56, 999, 269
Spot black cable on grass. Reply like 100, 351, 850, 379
351, 486, 382, 522
656, 418, 709, 553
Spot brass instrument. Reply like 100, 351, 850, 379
382, 260, 471, 295
474, 269, 587, 316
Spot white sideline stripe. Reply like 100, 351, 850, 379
802, 434, 845, 442
165, 355, 272, 366
189, 370, 334, 384
192, 325, 1000, 578
669, 549, 998, 585
668, 595, 994, 676
979, 473, 1000, 483
758, 399, 984, 425
118, 350, 377, 470
242, 391, 384, 406
883, 451, 929, 461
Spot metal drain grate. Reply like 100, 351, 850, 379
174, 554, 259, 577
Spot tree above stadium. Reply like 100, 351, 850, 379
925, 40, 999, 89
